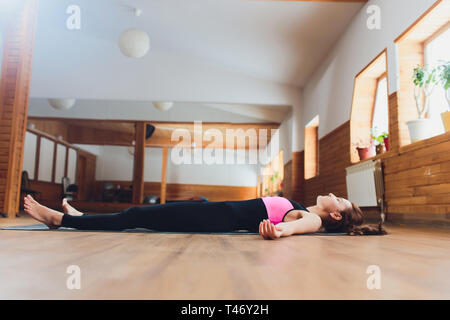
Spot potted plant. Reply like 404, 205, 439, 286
438, 61, 450, 132
408, 65, 439, 142
383, 133, 389, 151
353, 139, 375, 161
372, 131, 388, 154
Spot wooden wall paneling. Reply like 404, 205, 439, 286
0, 0, 38, 217
291, 151, 304, 203
160, 147, 168, 204
29, 117, 280, 149
73, 150, 97, 202
93, 181, 256, 203
282, 160, 292, 199
85, 154, 97, 201
67, 124, 134, 146
75, 153, 87, 201
132, 122, 146, 204
28, 118, 69, 141
387, 92, 400, 153
27, 180, 62, 203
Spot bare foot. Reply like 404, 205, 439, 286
62, 198, 84, 216
24, 195, 63, 229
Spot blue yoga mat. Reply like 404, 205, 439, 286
1, 224, 347, 235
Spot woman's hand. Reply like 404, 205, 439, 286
259, 219, 285, 240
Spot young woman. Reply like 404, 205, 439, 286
23, 193, 387, 240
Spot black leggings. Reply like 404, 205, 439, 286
61, 198, 268, 233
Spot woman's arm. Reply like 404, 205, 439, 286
259, 213, 322, 240
283, 213, 322, 235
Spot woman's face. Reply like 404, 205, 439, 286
316, 193, 352, 215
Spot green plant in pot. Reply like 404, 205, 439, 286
438, 61, 450, 132
407, 65, 439, 143
372, 131, 388, 154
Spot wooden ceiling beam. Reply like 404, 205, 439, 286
27, 117, 280, 150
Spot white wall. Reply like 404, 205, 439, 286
301, 0, 437, 151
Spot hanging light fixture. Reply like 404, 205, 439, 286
152, 101, 173, 111
48, 98, 76, 110
118, 8, 149, 59
119, 28, 150, 58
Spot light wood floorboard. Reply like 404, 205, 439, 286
1, 214, 449, 299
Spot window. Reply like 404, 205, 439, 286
371, 76, 389, 138
304, 116, 319, 179
259, 150, 284, 196
350, 49, 388, 163
395, 0, 449, 147
425, 26, 450, 136
38, 137, 55, 182
23, 132, 37, 179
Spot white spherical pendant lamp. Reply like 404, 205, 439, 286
119, 28, 150, 58
152, 101, 173, 111
48, 98, 76, 110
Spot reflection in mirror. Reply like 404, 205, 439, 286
24, 99, 288, 210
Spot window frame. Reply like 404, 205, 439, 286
349, 49, 389, 164
394, 0, 450, 149
370, 73, 389, 135
304, 116, 319, 180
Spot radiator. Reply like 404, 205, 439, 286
345, 159, 385, 222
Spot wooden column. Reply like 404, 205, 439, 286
291, 151, 304, 203
0, 0, 39, 218
256, 175, 261, 198
132, 122, 145, 204
160, 146, 168, 204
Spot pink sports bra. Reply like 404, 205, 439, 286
261, 196, 302, 225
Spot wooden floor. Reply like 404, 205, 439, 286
1, 214, 450, 299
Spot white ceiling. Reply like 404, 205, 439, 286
37, 0, 363, 87
29, 0, 364, 122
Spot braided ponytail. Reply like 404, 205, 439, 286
322, 202, 387, 236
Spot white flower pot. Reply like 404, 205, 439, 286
406, 118, 434, 143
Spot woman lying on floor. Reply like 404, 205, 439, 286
23, 193, 387, 240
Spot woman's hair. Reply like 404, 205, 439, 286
322, 201, 387, 236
